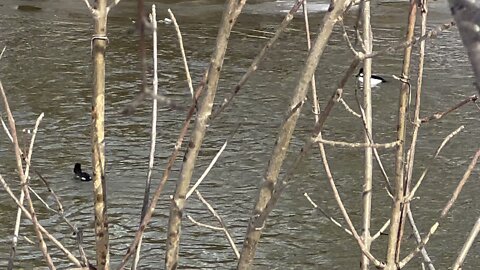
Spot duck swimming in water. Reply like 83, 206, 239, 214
356, 68, 387, 87
74, 163, 92, 181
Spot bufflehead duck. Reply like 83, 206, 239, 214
74, 163, 92, 181
356, 68, 387, 87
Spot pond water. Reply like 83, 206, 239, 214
0, 0, 478, 269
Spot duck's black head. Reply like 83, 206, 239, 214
74, 163, 82, 174
357, 68, 364, 77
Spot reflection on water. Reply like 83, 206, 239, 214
0, 0, 479, 269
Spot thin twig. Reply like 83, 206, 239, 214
186, 124, 239, 199
315, 138, 399, 148
165, 0, 247, 267
22, 235, 36, 245
340, 19, 359, 57
403, 2, 436, 267
168, 9, 194, 99
0, 175, 82, 267
399, 148, 480, 268
187, 215, 223, 230
420, 95, 478, 123
452, 215, 480, 270
210, 0, 306, 121
1, 114, 14, 142
303, 193, 352, 236
132, 5, 159, 269
194, 190, 240, 259
371, 219, 391, 241
354, 89, 394, 197
34, 171, 89, 266
406, 125, 464, 202
35, 172, 64, 215
82, 0, 94, 13
339, 97, 361, 117
117, 68, 209, 270
407, 206, 435, 270
0, 46, 6, 61
365, 21, 456, 60
7, 113, 43, 269
0, 84, 55, 269
107, 0, 121, 13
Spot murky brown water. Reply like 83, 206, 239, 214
0, 0, 478, 269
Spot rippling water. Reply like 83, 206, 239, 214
0, 0, 478, 269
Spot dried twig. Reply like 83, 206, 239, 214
165, 0, 246, 267
8, 112, 44, 270
452, 215, 480, 270
354, 90, 394, 197
1, 82, 55, 269
0, 46, 6, 60
406, 125, 464, 202
21, 235, 36, 245
238, 1, 360, 266
315, 138, 399, 148
185, 124, 239, 199
191, 190, 240, 259
0, 175, 82, 267
407, 206, 435, 270
371, 220, 391, 241
399, 148, 480, 268
1, 114, 13, 142
187, 215, 223, 230
365, 21, 456, 60
402, 2, 436, 268
303, 193, 352, 236
117, 69, 208, 270
168, 9, 194, 99
210, 0, 306, 120
34, 171, 89, 266
132, 5, 159, 269
82, 0, 94, 13
106, 0, 121, 13
338, 97, 361, 118
385, 0, 418, 265
420, 95, 478, 123
303, 0, 320, 127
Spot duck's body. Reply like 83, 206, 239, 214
74, 163, 92, 181
357, 68, 387, 87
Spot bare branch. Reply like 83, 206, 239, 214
303, 193, 352, 236
420, 95, 478, 123
187, 215, 223, 230
0, 46, 6, 61
35, 171, 89, 266
338, 97, 361, 118
186, 123, 239, 199
210, 0, 306, 121
0, 175, 82, 267
1, 82, 55, 269
452, 215, 480, 269
82, 0, 95, 13
365, 21, 456, 60
168, 9, 194, 99
407, 207, 436, 270
399, 148, 480, 268
194, 191, 240, 259
132, 5, 159, 269
117, 69, 209, 270
406, 125, 465, 202
315, 138, 399, 149
107, 0, 121, 13
371, 220, 390, 241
